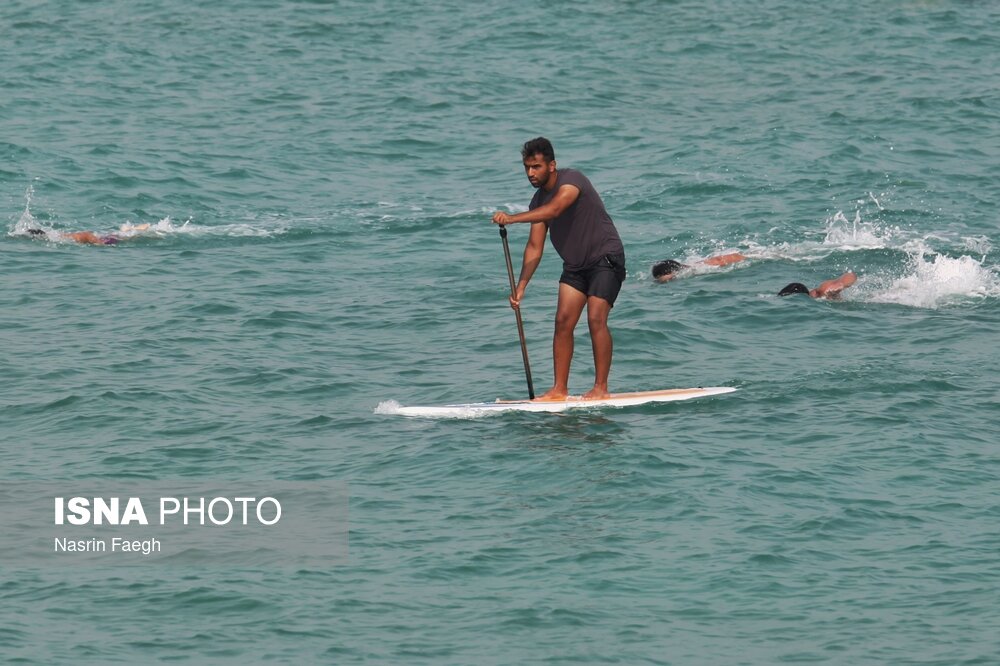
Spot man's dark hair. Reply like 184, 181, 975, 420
778, 282, 810, 297
652, 260, 687, 279
522, 137, 555, 162
27, 228, 46, 236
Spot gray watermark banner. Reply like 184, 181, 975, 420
0, 481, 348, 569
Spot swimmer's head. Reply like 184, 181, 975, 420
27, 228, 46, 236
778, 282, 810, 297
652, 260, 687, 282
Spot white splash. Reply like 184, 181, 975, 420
821, 210, 898, 250
864, 247, 999, 309
10, 185, 41, 235
11, 212, 288, 241
735, 210, 899, 263
374, 400, 402, 415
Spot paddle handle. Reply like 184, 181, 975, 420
499, 225, 535, 400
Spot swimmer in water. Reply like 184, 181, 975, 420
652, 252, 747, 282
26, 223, 151, 245
778, 272, 857, 299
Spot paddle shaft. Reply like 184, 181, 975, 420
499, 225, 535, 399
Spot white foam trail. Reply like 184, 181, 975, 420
10, 213, 289, 241
121, 217, 288, 238
7, 185, 293, 240
863, 249, 999, 309
373, 400, 489, 420
740, 239, 826, 262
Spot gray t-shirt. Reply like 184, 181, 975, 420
529, 168, 624, 270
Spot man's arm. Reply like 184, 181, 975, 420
702, 252, 747, 268
813, 272, 857, 299
67, 231, 102, 245
492, 185, 580, 225
509, 222, 548, 309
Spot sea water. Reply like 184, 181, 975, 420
2, 0, 998, 663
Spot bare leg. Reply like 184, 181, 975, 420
537, 283, 587, 401
583, 296, 613, 400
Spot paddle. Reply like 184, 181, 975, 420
499, 225, 535, 399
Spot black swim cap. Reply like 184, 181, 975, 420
778, 282, 810, 297
27, 228, 46, 236
652, 260, 686, 279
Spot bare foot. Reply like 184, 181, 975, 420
582, 387, 611, 400
534, 388, 569, 402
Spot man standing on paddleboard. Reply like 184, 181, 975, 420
492, 137, 626, 401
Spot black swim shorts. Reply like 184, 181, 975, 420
559, 253, 627, 306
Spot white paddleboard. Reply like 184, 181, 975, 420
378, 386, 736, 418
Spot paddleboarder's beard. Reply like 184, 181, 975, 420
527, 172, 550, 189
